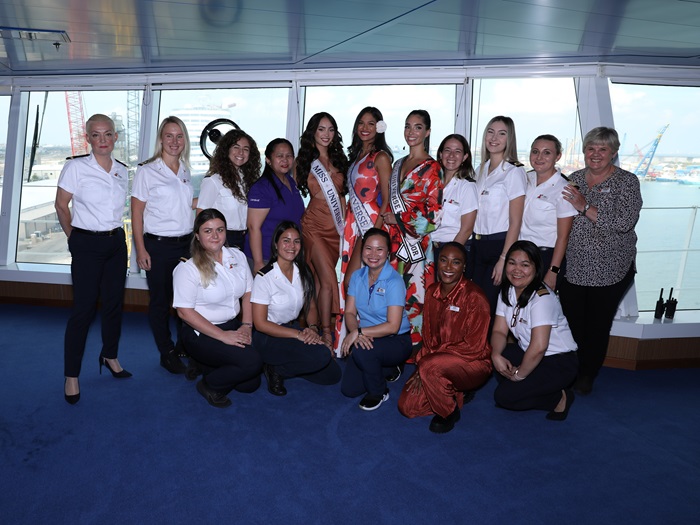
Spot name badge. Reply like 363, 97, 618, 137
481, 190, 490, 196
449, 305, 460, 312
376, 287, 386, 296
599, 187, 611, 193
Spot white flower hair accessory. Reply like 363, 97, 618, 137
376, 120, 387, 133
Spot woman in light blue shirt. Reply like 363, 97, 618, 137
340, 228, 412, 411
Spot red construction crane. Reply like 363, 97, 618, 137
65, 91, 88, 156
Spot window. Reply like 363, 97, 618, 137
17, 90, 142, 265
0, 96, 10, 203
157, 87, 290, 189
610, 83, 700, 310
470, 78, 583, 171
302, 85, 457, 158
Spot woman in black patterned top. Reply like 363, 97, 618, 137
559, 127, 642, 395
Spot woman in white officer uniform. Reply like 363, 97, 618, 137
519, 135, 577, 291
472, 116, 527, 319
132, 116, 196, 374
431, 134, 478, 264
173, 208, 263, 408
251, 221, 341, 396
55, 114, 132, 404
491, 240, 578, 421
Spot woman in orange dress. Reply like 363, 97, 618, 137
382, 109, 442, 348
334, 107, 393, 355
297, 112, 349, 347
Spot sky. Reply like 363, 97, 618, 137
1, 79, 699, 162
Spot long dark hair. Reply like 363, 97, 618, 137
347, 107, 394, 165
267, 220, 315, 318
499, 240, 544, 308
206, 129, 261, 201
256, 138, 294, 203
296, 112, 348, 197
406, 109, 431, 153
437, 134, 475, 181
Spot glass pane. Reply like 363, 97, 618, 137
611, 83, 700, 311
0, 96, 10, 203
17, 90, 143, 265
470, 78, 583, 170
303, 85, 457, 158
157, 88, 290, 191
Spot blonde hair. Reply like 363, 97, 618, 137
190, 208, 227, 288
143, 116, 191, 168
478, 116, 519, 179
85, 114, 115, 134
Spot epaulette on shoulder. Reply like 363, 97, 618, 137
179, 257, 189, 263
526, 168, 535, 173
115, 159, 127, 167
536, 284, 550, 297
508, 160, 524, 167
256, 263, 274, 277
65, 153, 90, 161
560, 172, 570, 182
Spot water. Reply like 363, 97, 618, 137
636, 180, 700, 310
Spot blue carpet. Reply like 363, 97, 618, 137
1, 304, 698, 524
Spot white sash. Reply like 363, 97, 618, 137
348, 154, 375, 236
311, 159, 344, 236
389, 158, 425, 264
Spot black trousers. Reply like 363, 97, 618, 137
144, 235, 190, 356
341, 332, 412, 397
493, 343, 578, 411
64, 228, 127, 377
470, 233, 507, 321
253, 322, 341, 385
538, 247, 566, 292
181, 319, 262, 394
559, 265, 635, 380
226, 230, 246, 251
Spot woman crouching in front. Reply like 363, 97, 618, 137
173, 208, 263, 408
491, 240, 578, 420
251, 221, 341, 396
340, 228, 412, 411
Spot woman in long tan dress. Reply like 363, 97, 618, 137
296, 112, 349, 347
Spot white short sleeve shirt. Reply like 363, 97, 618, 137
251, 262, 305, 325
57, 153, 128, 231
474, 160, 527, 235
172, 247, 252, 324
132, 158, 195, 236
495, 286, 577, 356
520, 169, 577, 248
431, 177, 478, 243
197, 174, 248, 231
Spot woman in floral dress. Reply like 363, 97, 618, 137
333, 107, 393, 355
382, 109, 442, 348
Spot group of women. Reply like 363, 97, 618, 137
60, 108, 641, 434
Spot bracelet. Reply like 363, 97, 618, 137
513, 368, 527, 381
499, 254, 507, 261
242, 322, 252, 327
296, 330, 302, 340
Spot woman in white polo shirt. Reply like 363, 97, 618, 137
173, 208, 263, 408
132, 116, 196, 375
519, 135, 577, 291
491, 240, 578, 421
251, 221, 341, 396
472, 116, 527, 319
431, 134, 478, 264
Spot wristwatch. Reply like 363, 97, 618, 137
357, 326, 363, 336
580, 203, 591, 216
549, 266, 560, 274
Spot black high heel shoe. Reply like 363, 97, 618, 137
99, 356, 133, 378
64, 378, 80, 405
